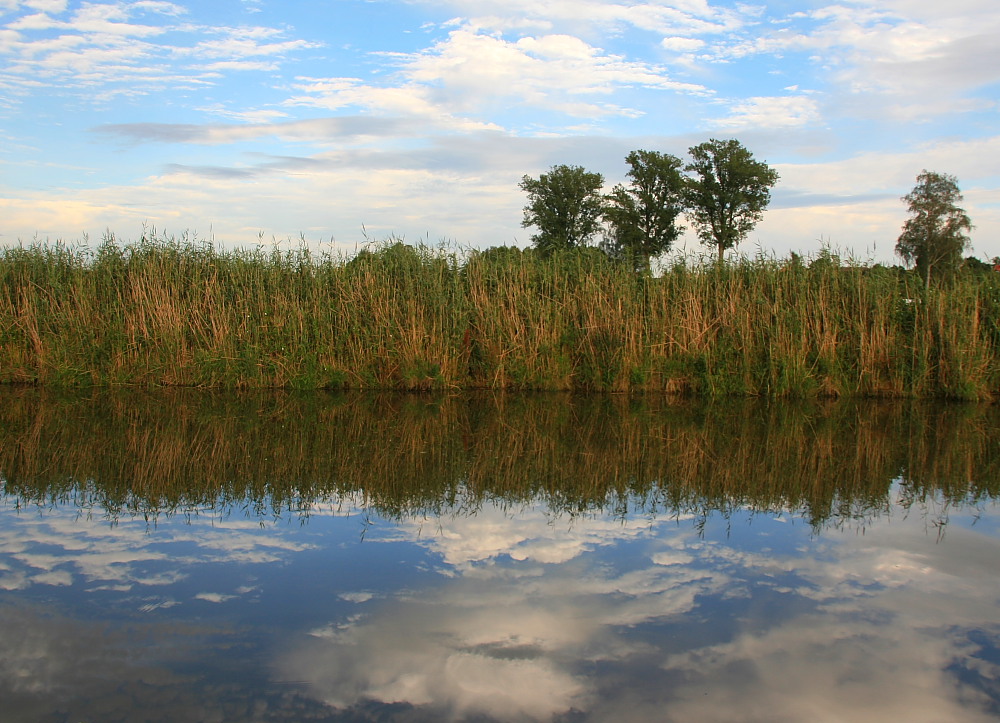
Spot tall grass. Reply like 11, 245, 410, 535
2, 234, 999, 398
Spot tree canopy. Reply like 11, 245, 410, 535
519, 165, 605, 256
683, 139, 780, 264
896, 170, 973, 289
602, 150, 685, 273
518, 140, 780, 269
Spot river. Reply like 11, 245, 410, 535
1, 389, 998, 722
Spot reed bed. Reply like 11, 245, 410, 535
2, 235, 1000, 398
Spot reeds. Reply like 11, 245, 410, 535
2, 234, 1000, 398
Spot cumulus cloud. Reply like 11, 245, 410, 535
712, 94, 822, 129
286, 26, 708, 128
710, 0, 1000, 122
651, 520, 1000, 722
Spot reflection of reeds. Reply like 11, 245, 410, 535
1, 387, 997, 528
3, 237, 1000, 397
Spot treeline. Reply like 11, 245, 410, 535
2, 388, 997, 527
520, 139, 779, 270
519, 145, 976, 293
2, 235, 1000, 398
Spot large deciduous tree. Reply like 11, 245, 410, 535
602, 150, 685, 273
896, 170, 973, 289
519, 165, 605, 256
683, 139, 779, 264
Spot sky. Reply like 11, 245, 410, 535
1, 0, 998, 264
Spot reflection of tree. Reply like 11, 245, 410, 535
1, 389, 997, 528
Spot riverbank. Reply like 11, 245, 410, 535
2, 236, 998, 398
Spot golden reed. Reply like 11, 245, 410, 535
2, 237, 999, 398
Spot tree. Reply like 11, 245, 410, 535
683, 139, 780, 264
896, 170, 973, 289
520, 165, 605, 256
602, 150, 686, 273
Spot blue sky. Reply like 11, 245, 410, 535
1, 0, 998, 263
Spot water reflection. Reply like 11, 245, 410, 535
2, 388, 998, 526
278, 511, 1000, 722
1, 389, 999, 721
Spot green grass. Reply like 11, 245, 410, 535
3, 233, 1000, 398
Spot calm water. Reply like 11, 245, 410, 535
1, 389, 999, 722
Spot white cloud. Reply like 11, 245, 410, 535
195, 105, 290, 124
651, 520, 1000, 722
0, 2, 317, 102
712, 94, 821, 129
202, 59, 278, 72
711, 0, 1000, 122
287, 27, 707, 127
776, 135, 1000, 197
24, 0, 67, 11
661, 35, 706, 52
132, 0, 186, 14
423, 0, 748, 37
8, 3, 166, 36
178, 25, 321, 60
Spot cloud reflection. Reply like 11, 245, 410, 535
277, 503, 1000, 722
1, 491, 998, 721
0, 507, 316, 597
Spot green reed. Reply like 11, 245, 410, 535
2, 234, 1000, 398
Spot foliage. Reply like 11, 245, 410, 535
896, 170, 973, 289
683, 138, 780, 263
519, 164, 606, 256
962, 256, 994, 276
602, 150, 686, 273
346, 239, 425, 271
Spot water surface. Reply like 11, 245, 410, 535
1, 390, 998, 722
